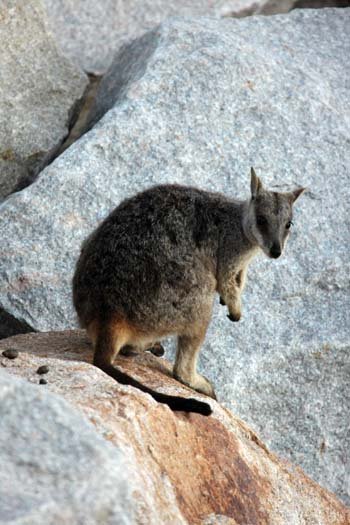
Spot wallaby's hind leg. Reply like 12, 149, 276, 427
89, 319, 129, 372
86, 319, 212, 415
174, 329, 216, 399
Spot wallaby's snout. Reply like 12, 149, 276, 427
270, 242, 282, 259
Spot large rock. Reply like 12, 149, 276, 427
0, 371, 134, 524
0, 329, 349, 525
0, 9, 349, 503
43, 0, 298, 74
0, 0, 88, 200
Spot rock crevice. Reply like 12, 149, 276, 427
0, 0, 88, 201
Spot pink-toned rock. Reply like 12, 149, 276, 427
1, 330, 349, 525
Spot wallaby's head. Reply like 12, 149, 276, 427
245, 167, 305, 259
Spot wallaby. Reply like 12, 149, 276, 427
72, 168, 305, 415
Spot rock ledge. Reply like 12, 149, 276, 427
0, 330, 349, 525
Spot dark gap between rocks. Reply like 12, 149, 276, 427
55, 73, 102, 157
224, 0, 350, 18
0, 309, 35, 340
294, 1, 350, 7
9, 76, 98, 199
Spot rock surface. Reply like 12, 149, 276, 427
0, 9, 349, 503
43, 0, 298, 74
0, 0, 88, 200
0, 369, 134, 524
1, 329, 349, 525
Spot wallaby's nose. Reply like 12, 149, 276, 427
270, 243, 282, 259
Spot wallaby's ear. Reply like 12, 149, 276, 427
250, 167, 263, 199
289, 187, 306, 203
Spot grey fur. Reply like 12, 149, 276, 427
72, 169, 305, 409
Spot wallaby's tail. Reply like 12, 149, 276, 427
92, 319, 212, 416
101, 363, 212, 416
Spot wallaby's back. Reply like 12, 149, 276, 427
73, 184, 225, 332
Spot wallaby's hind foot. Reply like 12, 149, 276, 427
195, 375, 216, 399
174, 370, 217, 399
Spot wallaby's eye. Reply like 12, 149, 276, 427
256, 215, 267, 227
286, 220, 293, 230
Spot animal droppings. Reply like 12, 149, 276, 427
2, 349, 19, 359
37, 365, 49, 375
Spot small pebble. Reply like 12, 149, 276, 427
39, 378, 47, 385
2, 348, 19, 359
37, 365, 49, 375
148, 344, 165, 357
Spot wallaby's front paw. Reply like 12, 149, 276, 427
227, 312, 241, 322
226, 299, 242, 322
